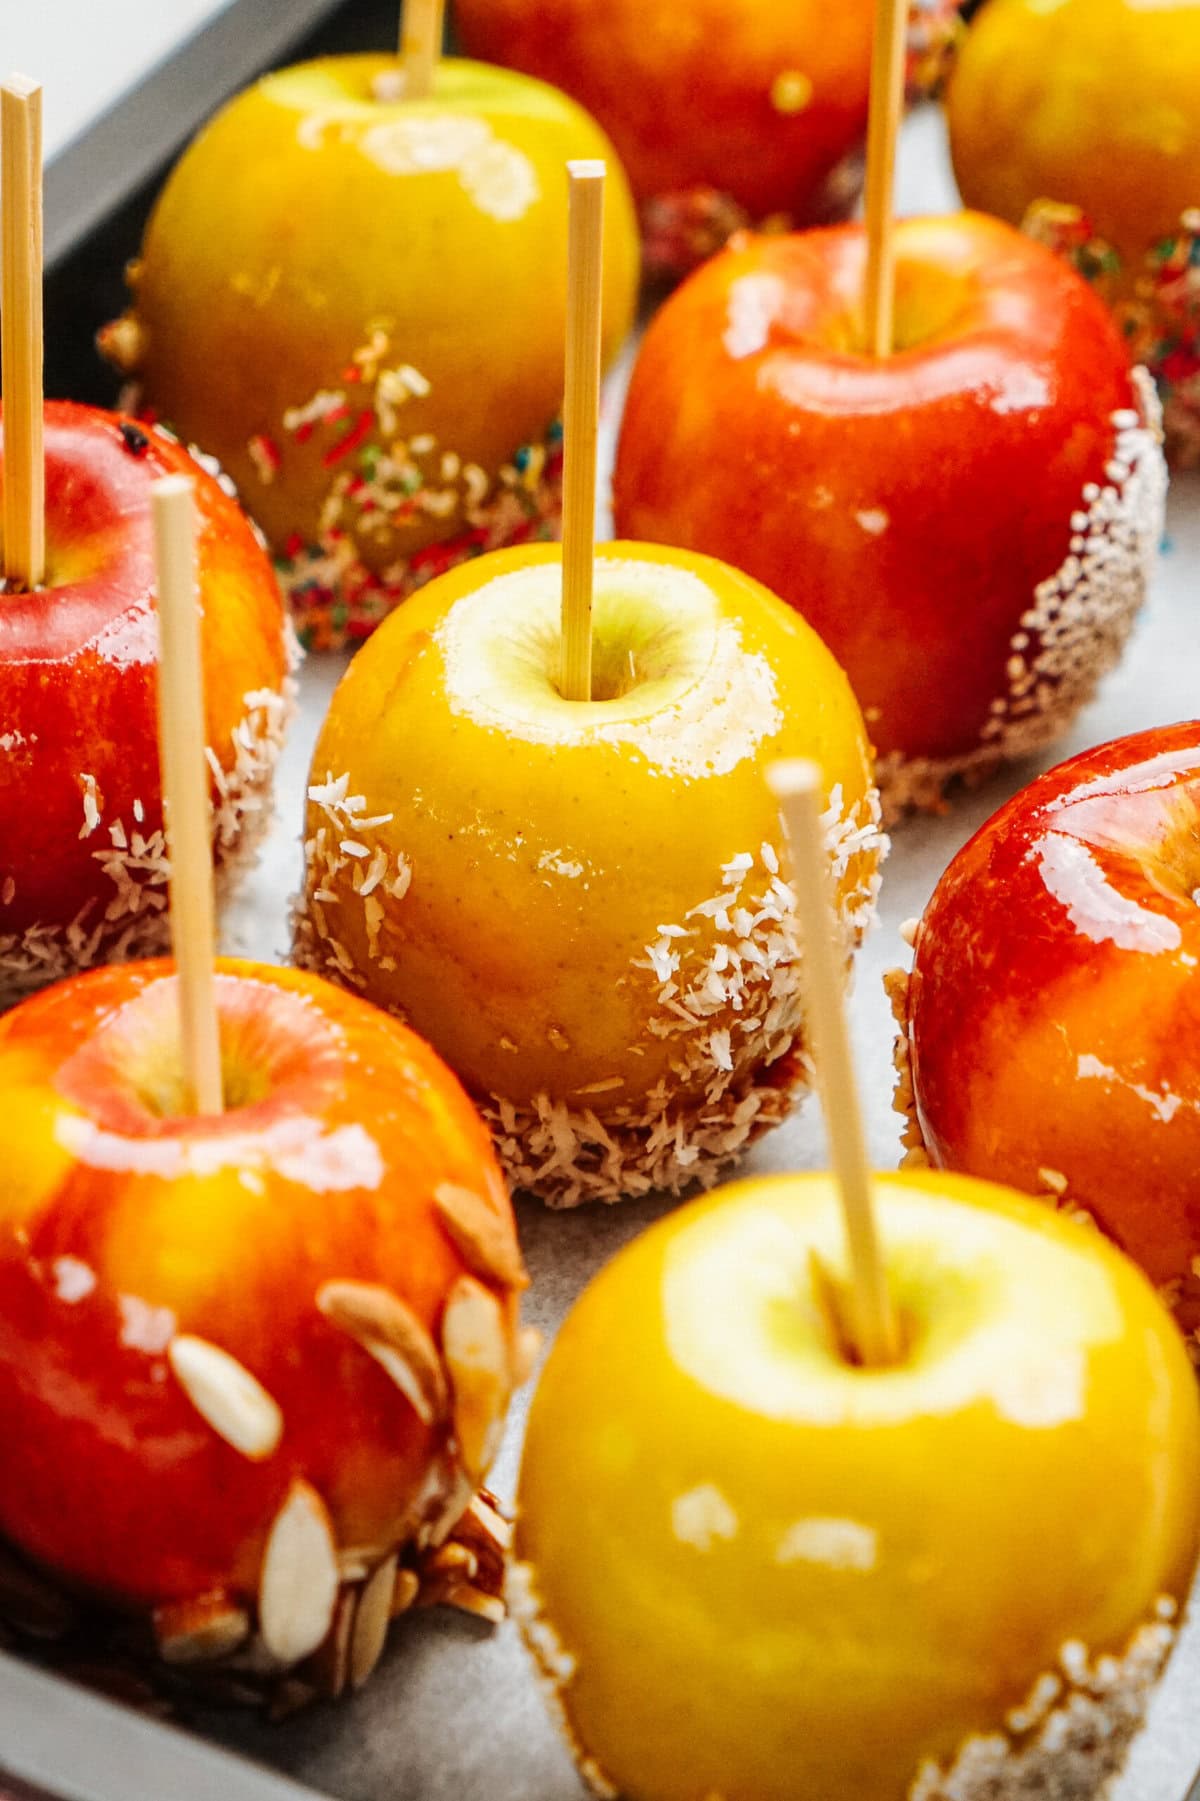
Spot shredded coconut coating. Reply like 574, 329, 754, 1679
878, 374, 1166, 826
908, 1601, 1179, 1801
295, 781, 886, 1206
507, 1560, 619, 1801
511, 1551, 1177, 1801
0, 670, 295, 1010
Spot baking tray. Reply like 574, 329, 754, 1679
3, 74, 1199, 1801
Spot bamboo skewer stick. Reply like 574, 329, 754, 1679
559, 159, 605, 704
151, 476, 223, 1117
400, 0, 445, 99
768, 760, 900, 1367
862, 0, 908, 357
1, 75, 45, 590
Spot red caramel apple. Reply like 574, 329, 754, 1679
294, 541, 884, 1205
0, 404, 292, 1008
0, 956, 527, 1697
455, 0, 965, 281
892, 721, 1200, 1347
102, 54, 639, 651
514, 1169, 1200, 1801
613, 213, 1166, 821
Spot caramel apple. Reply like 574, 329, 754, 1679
613, 213, 1166, 821
293, 540, 884, 1205
101, 54, 640, 651
513, 1168, 1200, 1801
891, 721, 1200, 1351
947, 0, 1200, 467
0, 956, 527, 1701
454, 0, 965, 281
0, 404, 292, 1009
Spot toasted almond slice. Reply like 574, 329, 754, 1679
391, 1567, 421, 1618
465, 1490, 514, 1555
433, 1182, 528, 1291
350, 1554, 396, 1690
316, 1280, 447, 1424
154, 1591, 251, 1665
309, 1585, 356, 1702
168, 1335, 284, 1462
258, 1480, 340, 1666
514, 1324, 542, 1386
442, 1276, 510, 1484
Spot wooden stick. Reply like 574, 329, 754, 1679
559, 160, 605, 704
400, 0, 445, 99
151, 476, 223, 1117
768, 759, 899, 1367
862, 0, 908, 357
1, 75, 45, 590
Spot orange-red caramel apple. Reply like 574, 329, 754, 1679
895, 722, 1200, 1347
613, 213, 1165, 821
0, 404, 292, 1008
0, 957, 526, 1692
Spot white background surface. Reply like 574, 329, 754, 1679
207, 103, 1200, 1801
6, 0, 239, 160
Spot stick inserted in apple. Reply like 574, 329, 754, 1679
0, 73, 293, 1010
510, 750, 1200, 1801
294, 160, 887, 1205
612, 0, 1166, 823
0, 475, 531, 1704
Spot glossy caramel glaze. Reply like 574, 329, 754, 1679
515, 1169, 1200, 1801
613, 215, 1162, 789
0, 403, 289, 998
455, 0, 875, 219
907, 723, 1200, 1320
121, 56, 639, 570
0, 958, 521, 1613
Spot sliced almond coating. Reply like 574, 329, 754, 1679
350, 1554, 396, 1690
442, 1276, 510, 1484
168, 1335, 284, 1462
154, 1592, 250, 1665
308, 1586, 356, 1702
258, 1480, 340, 1666
433, 1182, 528, 1291
391, 1567, 420, 1618
514, 1325, 542, 1386
316, 1280, 447, 1425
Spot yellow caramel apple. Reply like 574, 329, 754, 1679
101, 55, 640, 650
294, 541, 883, 1205
513, 1169, 1200, 1801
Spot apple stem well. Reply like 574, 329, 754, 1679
559, 159, 606, 704
862, 0, 908, 357
151, 475, 224, 1116
1, 73, 45, 592
399, 0, 445, 100
768, 760, 900, 1367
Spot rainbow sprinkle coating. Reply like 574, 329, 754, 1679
640, 0, 965, 283
1024, 200, 1200, 470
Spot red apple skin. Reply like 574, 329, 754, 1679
0, 957, 521, 1612
0, 404, 289, 996
454, 0, 875, 222
613, 214, 1155, 778
903, 722, 1200, 1329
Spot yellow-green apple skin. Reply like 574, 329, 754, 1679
514, 1170, 1200, 1801
295, 541, 884, 1204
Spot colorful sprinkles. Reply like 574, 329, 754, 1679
1025, 200, 1200, 469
